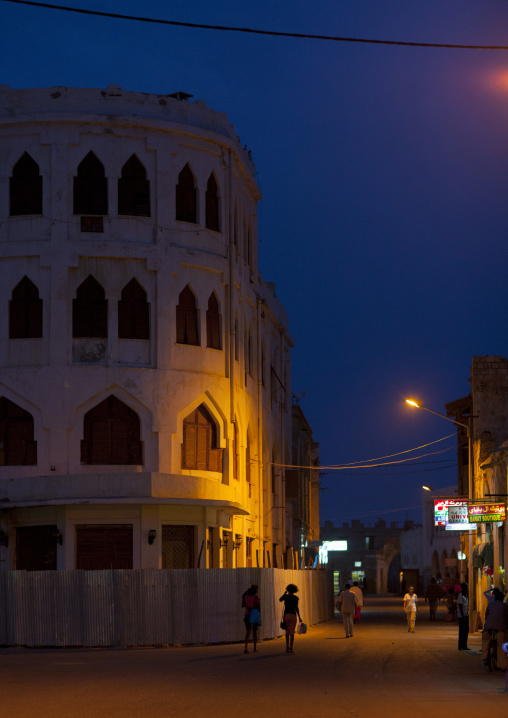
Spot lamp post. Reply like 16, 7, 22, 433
405, 398, 475, 633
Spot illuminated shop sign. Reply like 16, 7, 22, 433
318, 540, 348, 565
468, 504, 506, 523
434, 500, 476, 530
434, 500, 467, 526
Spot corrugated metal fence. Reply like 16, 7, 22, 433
0, 568, 333, 647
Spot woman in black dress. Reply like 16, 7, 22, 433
279, 583, 302, 653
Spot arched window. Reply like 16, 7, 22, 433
206, 292, 221, 350
73, 275, 107, 338
176, 285, 199, 345
81, 395, 142, 465
205, 173, 219, 231
181, 404, 222, 471
9, 276, 43, 338
73, 151, 108, 215
175, 163, 197, 223
0, 397, 37, 465
118, 154, 150, 216
10, 153, 42, 216
118, 279, 149, 340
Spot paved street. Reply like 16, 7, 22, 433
1, 597, 506, 718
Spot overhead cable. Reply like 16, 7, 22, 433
4, 0, 508, 50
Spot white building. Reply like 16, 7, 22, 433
0, 85, 295, 571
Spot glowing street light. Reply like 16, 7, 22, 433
422, 485, 433, 492
405, 396, 475, 633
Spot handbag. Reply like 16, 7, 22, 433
250, 608, 262, 626
297, 622, 307, 635
280, 608, 286, 630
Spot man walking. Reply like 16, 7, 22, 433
403, 586, 418, 632
350, 581, 364, 623
337, 583, 357, 637
424, 578, 442, 621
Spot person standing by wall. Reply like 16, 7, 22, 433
425, 578, 442, 621
337, 583, 358, 638
350, 581, 364, 623
279, 584, 302, 654
403, 586, 418, 632
242, 584, 260, 654
457, 582, 469, 651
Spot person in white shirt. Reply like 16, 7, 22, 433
403, 586, 418, 632
350, 581, 364, 623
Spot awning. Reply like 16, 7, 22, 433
473, 541, 494, 568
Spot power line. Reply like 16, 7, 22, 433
4, 0, 508, 51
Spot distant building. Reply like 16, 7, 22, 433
320, 518, 418, 594
0, 85, 314, 572
286, 403, 320, 567
446, 356, 508, 618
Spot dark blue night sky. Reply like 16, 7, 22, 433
3, 0, 508, 526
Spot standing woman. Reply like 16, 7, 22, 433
280, 584, 303, 653
242, 584, 260, 654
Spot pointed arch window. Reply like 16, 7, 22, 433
73, 275, 108, 338
81, 395, 142, 465
73, 151, 108, 215
205, 173, 220, 231
176, 285, 199, 345
0, 397, 37, 466
206, 292, 222, 350
9, 276, 43, 339
181, 404, 222, 471
118, 278, 149, 340
118, 154, 150, 217
175, 163, 197, 223
10, 153, 42, 216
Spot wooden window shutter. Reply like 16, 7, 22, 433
82, 395, 141, 465
73, 151, 108, 215
10, 153, 43, 216
182, 422, 197, 468
118, 155, 150, 217
205, 173, 219, 231
175, 164, 197, 223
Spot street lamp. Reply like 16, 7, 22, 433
405, 398, 475, 633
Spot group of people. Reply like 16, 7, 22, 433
242, 578, 508, 666
403, 582, 470, 645
242, 583, 303, 654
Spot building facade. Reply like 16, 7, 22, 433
0, 85, 299, 571
446, 356, 508, 620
